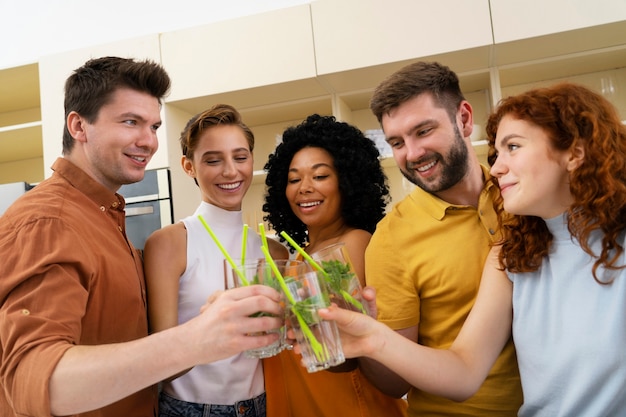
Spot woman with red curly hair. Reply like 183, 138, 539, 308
306, 83, 626, 416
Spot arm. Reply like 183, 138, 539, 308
340, 228, 372, 286
358, 326, 417, 398
49, 284, 284, 415
143, 223, 189, 381
320, 246, 514, 401
144, 223, 187, 334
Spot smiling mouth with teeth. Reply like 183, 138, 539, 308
299, 201, 321, 207
416, 160, 437, 172
219, 181, 242, 190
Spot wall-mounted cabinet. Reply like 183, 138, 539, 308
310, 0, 493, 76
158, 3, 626, 227
0, 63, 43, 184
3, 2, 625, 229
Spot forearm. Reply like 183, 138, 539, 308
49, 324, 195, 415
358, 356, 411, 398
49, 285, 283, 415
364, 327, 484, 402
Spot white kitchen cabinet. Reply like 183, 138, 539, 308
311, 0, 493, 77
161, 4, 319, 103
490, 0, 626, 44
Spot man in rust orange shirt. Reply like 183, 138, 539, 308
0, 56, 284, 417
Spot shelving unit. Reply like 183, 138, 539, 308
0, 63, 43, 184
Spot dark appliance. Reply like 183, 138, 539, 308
118, 168, 173, 250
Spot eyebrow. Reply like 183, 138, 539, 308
288, 162, 333, 173
496, 133, 521, 149
385, 119, 437, 142
120, 112, 162, 126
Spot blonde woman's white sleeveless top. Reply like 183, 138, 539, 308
163, 201, 265, 404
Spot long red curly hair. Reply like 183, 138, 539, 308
486, 82, 626, 283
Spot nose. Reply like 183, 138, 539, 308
404, 138, 425, 162
137, 126, 159, 154
489, 154, 506, 178
222, 158, 237, 178
298, 176, 314, 194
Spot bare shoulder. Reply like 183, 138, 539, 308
144, 222, 187, 263
267, 236, 289, 260
146, 222, 186, 248
341, 228, 372, 250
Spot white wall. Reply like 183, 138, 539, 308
0, 0, 311, 69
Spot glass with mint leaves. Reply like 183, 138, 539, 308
227, 259, 307, 358
283, 269, 345, 372
310, 243, 370, 316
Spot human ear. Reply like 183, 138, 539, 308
181, 156, 196, 179
458, 101, 474, 139
67, 111, 87, 143
567, 142, 585, 172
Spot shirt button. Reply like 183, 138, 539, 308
21, 309, 30, 315
100, 206, 106, 212
118, 226, 123, 232
489, 228, 495, 235
112, 202, 119, 208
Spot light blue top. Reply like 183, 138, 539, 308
509, 213, 626, 416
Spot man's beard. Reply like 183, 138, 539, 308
400, 124, 469, 194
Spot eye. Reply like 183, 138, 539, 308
388, 139, 402, 149
124, 120, 137, 126
507, 143, 520, 151
313, 174, 329, 181
417, 127, 433, 136
234, 155, 249, 162
287, 177, 301, 184
205, 159, 220, 165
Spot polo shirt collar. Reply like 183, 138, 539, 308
409, 164, 494, 221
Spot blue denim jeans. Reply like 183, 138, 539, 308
159, 391, 266, 417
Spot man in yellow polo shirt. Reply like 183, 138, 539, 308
360, 61, 523, 416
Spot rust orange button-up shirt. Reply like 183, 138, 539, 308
0, 158, 156, 417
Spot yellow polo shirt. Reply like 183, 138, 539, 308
366, 166, 522, 416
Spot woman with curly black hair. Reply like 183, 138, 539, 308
264, 114, 389, 256
262, 114, 407, 417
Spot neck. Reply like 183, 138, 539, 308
435, 158, 484, 207
305, 221, 353, 254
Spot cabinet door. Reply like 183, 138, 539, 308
161, 4, 318, 103
311, 0, 493, 76
491, 0, 626, 44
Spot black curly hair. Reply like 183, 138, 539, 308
263, 114, 390, 251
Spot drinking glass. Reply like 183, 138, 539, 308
310, 242, 370, 315
225, 258, 306, 358
283, 269, 345, 372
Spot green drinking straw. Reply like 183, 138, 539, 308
260, 245, 325, 362
280, 231, 366, 314
198, 215, 249, 286
258, 223, 269, 252
278, 231, 329, 279
241, 224, 249, 267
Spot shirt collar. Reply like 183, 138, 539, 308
410, 164, 494, 220
51, 157, 125, 210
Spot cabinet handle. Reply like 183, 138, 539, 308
125, 206, 154, 217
